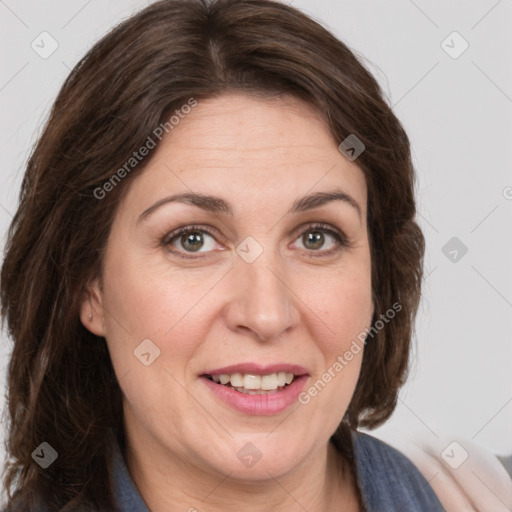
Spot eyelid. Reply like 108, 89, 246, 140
162, 224, 221, 245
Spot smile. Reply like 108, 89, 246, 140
200, 363, 310, 415
204, 372, 296, 393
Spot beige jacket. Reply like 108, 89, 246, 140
379, 431, 512, 512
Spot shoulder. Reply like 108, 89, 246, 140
378, 431, 512, 511
352, 431, 445, 511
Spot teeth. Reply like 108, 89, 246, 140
234, 387, 280, 395
230, 373, 243, 388
261, 373, 278, 390
243, 374, 261, 389
209, 372, 296, 391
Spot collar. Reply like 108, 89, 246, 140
112, 441, 150, 511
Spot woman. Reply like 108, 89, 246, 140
0, 0, 445, 510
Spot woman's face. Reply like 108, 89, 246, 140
81, 93, 373, 480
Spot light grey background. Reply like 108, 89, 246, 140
1, 0, 511, 501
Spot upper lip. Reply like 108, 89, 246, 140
202, 363, 309, 377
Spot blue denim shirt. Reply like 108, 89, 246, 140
113, 431, 445, 511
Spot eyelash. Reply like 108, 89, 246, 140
161, 223, 349, 260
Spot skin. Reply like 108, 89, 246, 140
80, 93, 374, 511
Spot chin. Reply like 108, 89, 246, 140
200, 435, 309, 481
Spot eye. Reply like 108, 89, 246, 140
163, 225, 219, 258
292, 223, 346, 256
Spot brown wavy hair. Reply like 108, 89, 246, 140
0, 0, 424, 510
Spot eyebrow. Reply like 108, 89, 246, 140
137, 189, 362, 224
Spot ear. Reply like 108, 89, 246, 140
79, 278, 106, 337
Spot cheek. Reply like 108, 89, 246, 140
300, 282, 369, 426
101, 247, 197, 336
308, 262, 373, 354
99, 249, 222, 387
98, 257, 202, 437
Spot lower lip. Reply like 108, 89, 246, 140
200, 375, 309, 415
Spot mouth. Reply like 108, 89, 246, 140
199, 363, 309, 414
202, 371, 298, 394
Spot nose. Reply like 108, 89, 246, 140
223, 249, 300, 342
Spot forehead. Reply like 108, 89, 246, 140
119, 93, 367, 219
